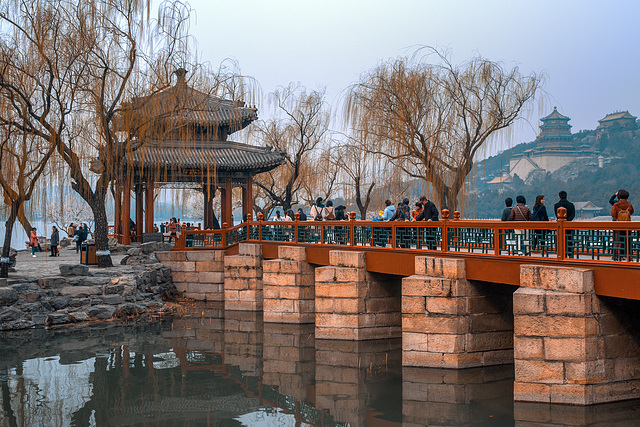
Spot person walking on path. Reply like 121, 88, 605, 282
610, 189, 634, 260
74, 224, 86, 253
30, 228, 39, 257
50, 226, 60, 257
554, 191, 575, 221
67, 223, 75, 238
501, 198, 513, 221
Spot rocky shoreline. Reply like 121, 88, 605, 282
0, 242, 178, 331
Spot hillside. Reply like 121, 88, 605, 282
467, 125, 640, 219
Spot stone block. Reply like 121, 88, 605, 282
196, 261, 224, 272
513, 381, 550, 403
515, 359, 564, 384
167, 261, 196, 272
513, 288, 546, 314
520, 265, 594, 293
59, 264, 90, 276
514, 337, 543, 359
514, 315, 598, 338
199, 272, 224, 283
402, 296, 426, 314
239, 243, 262, 257
545, 292, 592, 315
37, 277, 67, 290
0, 287, 19, 307
427, 333, 465, 353
224, 255, 261, 268
329, 250, 365, 268
60, 286, 101, 298
278, 246, 306, 261
186, 251, 224, 262
544, 337, 598, 361
415, 257, 465, 279
155, 251, 187, 262
402, 276, 452, 298
87, 305, 116, 319
425, 297, 465, 315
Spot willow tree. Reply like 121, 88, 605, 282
0, 127, 55, 277
333, 136, 377, 219
252, 84, 333, 214
345, 49, 542, 211
0, 0, 196, 267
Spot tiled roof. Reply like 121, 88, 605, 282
126, 140, 285, 173
598, 111, 637, 123
121, 72, 257, 133
541, 107, 570, 122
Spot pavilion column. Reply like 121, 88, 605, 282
122, 178, 131, 245
145, 179, 155, 234
203, 183, 215, 229
135, 184, 143, 241
114, 183, 122, 238
242, 176, 253, 221
222, 176, 233, 226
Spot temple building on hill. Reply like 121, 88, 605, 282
597, 111, 638, 133
508, 107, 597, 182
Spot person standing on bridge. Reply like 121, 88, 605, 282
415, 196, 438, 221
531, 195, 550, 249
554, 191, 576, 258
509, 195, 531, 255
610, 189, 634, 261
501, 198, 513, 221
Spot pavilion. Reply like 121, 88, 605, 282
113, 69, 285, 244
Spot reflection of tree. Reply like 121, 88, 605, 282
1, 366, 18, 427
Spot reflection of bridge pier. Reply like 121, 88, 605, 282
223, 310, 264, 376
162, 303, 225, 353
315, 339, 402, 427
262, 323, 315, 403
403, 366, 514, 426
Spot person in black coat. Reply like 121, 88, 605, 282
501, 197, 513, 221
415, 196, 439, 221
554, 191, 575, 221
297, 208, 307, 221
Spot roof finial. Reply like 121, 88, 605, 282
175, 68, 188, 86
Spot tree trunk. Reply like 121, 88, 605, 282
90, 197, 113, 268
1, 211, 17, 278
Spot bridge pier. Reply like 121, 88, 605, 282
514, 265, 640, 404
155, 251, 225, 301
263, 246, 315, 323
223, 243, 263, 311
314, 251, 401, 340
402, 257, 515, 368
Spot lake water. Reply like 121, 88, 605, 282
0, 303, 639, 426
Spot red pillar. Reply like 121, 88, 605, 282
145, 179, 154, 233
122, 178, 131, 245
203, 183, 214, 229
135, 184, 143, 241
242, 176, 253, 221
224, 177, 233, 226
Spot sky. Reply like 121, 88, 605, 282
170, 0, 640, 149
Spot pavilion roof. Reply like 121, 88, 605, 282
121, 70, 257, 134
541, 107, 570, 122
125, 140, 285, 174
598, 111, 637, 123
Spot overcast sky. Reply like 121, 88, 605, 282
181, 0, 640, 148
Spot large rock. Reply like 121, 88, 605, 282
59, 238, 72, 248
59, 264, 90, 276
69, 311, 89, 322
0, 307, 23, 322
37, 277, 67, 289
87, 305, 116, 319
50, 296, 71, 310
0, 287, 19, 307
47, 313, 70, 325
60, 286, 101, 298
127, 248, 142, 256
115, 303, 146, 317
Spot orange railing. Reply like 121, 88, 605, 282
170, 209, 640, 265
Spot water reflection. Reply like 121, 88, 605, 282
0, 304, 639, 426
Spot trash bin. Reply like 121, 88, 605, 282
80, 242, 97, 265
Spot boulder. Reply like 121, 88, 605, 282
127, 247, 142, 256
59, 238, 72, 248
60, 286, 100, 298
50, 296, 71, 310
102, 295, 123, 305
0, 287, 19, 307
0, 307, 23, 322
37, 277, 67, 289
69, 311, 89, 322
115, 303, 146, 317
87, 305, 116, 319
47, 313, 70, 325
59, 264, 90, 277
31, 314, 47, 325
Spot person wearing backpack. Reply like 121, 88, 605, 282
610, 189, 633, 260
309, 197, 324, 221
322, 200, 336, 220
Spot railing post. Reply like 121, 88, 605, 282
391, 222, 397, 249
246, 214, 252, 241
494, 221, 501, 256
349, 212, 356, 246
222, 222, 228, 247
258, 213, 263, 241
441, 209, 450, 253
557, 207, 566, 261
294, 212, 300, 243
